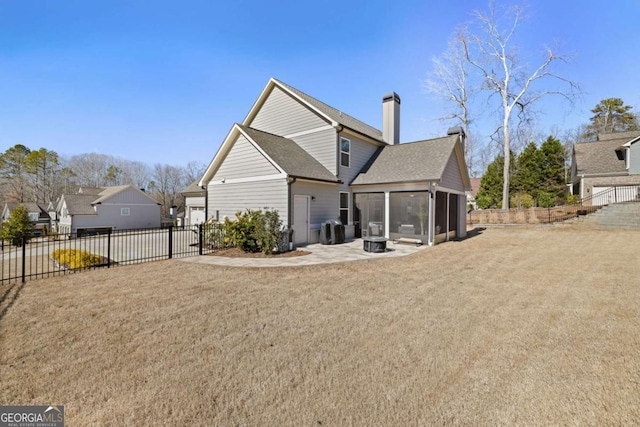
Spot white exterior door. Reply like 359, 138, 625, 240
293, 195, 309, 245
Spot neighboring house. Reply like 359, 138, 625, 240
180, 180, 206, 225
1, 202, 51, 236
199, 78, 471, 246
571, 130, 640, 205
466, 178, 482, 211
56, 185, 161, 236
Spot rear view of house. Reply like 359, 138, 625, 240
199, 78, 471, 246
56, 185, 161, 236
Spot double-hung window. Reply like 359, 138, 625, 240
340, 137, 350, 167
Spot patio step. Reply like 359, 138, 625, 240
576, 202, 640, 230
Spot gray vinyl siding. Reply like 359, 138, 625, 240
440, 152, 465, 192
66, 205, 161, 233
291, 181, 338, 227
249, 86, 329, 136
339, 133, 380, 223
290, 127, 338, 175
213, 135, 280, 180
630, 143, 640, 174
103, 188, 158, 205
185, 196, 205, 207
208, 179, 289, 225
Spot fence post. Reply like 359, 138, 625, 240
107, 229, 111, 268
198, 223, 203, 256
548, 207, 551, 223
168, 225, 173, 259
22, 236, 27, 284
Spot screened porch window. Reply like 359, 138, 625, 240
389, 191, 429, 236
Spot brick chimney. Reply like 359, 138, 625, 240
382, 92, 400, 145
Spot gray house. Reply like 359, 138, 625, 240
571, 130, 640, 204
56, 185, 161, 236
199, 78, 471, 246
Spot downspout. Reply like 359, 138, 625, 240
287, 176, 296, 227
428, 182, 435, 246
202, 185, 208, 222
335, 125, 344, 178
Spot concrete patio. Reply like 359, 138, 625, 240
179, 238, 428, 267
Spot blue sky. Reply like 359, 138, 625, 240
1, 0, 638, 169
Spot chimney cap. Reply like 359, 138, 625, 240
382, 92, 401, 104
447, 126, 465, 137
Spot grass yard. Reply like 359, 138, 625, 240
1, 227, 639, 425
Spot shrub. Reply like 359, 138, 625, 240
510, 192, 534, 209
52, 249, 102, 269
565, 194, 580, 205
223, 208, 284, 254
538, 192, 557, 208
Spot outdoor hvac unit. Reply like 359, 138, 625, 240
320, 219, 346, 245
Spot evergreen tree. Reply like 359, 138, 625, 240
476, 152, 516, 209
585, 98, 639, 139
0, 205, 34, 246
513, 142, 543, 201
540, 136, 566, 202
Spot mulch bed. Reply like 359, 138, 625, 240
207, 247, 311, 258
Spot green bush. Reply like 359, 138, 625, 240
510, 192, 534, 209
538, 192, 557, 208
565, 194, 580, 205
51, 249, 102, 269
1, 205, 34, 246
223, 208, 283, 254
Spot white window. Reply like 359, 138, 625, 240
28, 212, 39, 222
339, 192, 349, 224
121, 207, 130, 216
340, 137, 350, 167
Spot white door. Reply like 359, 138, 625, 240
293, 195, 309, 245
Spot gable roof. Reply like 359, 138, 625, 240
2, 202, 50, 219
351, 135, 465, 186
237, 125, 339, 183
243, 78, 385, 143
59, 185, 158, 215
573, 131, 640, 175
200, 124, 339, 185
181, 180, 205, 196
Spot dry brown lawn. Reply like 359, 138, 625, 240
1, 226, 639, 426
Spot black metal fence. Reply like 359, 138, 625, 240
0, 223, 226, 285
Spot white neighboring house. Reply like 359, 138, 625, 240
180, 180, 206, 225
56, 185, 161, 237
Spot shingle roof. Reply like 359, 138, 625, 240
181, 180, 205, 195
351, 135, 458, 185
62, 194, 99, 215
573, 131, 640, 175
274, 79, 384, 142
238, 124, 339, 183
92, 185, 131, 203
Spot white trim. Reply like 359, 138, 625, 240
208, 173, 287, 186
340, 127, 386, 146
283, 125, 335, 139
293, 194, 311, 245
340, 137, 351, 168
433, 185, 467, 196
384, 191, 390, 239
295, 178, 339, 186
339, 191, 350, 225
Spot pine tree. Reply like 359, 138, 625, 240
513, 142, 543, 201
585, 98, 639, 139
539, 136, 566, 203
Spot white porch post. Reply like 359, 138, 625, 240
384, 191, 390, 239
428, 182, 435, 246
446, 192, 450, 242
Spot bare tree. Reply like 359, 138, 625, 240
461, 1, 579, 209
150, 164, 187, 217
425, 31, 478, 173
